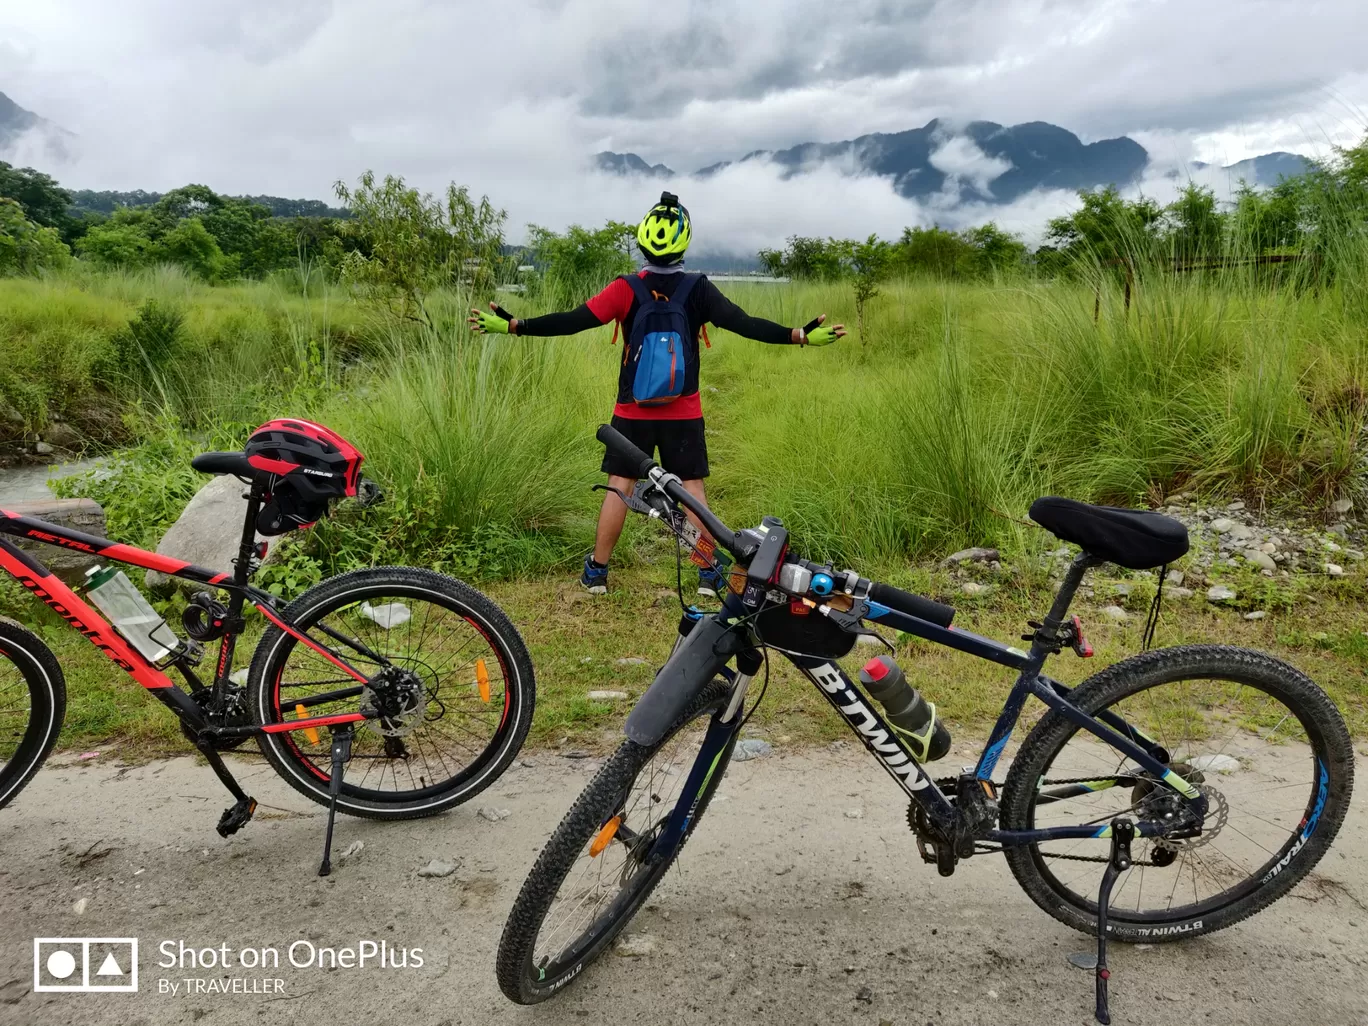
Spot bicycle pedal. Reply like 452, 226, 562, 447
216, 797, 258, 837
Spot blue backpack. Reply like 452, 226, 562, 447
621, 274, 701, 406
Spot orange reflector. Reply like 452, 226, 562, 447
589, 816, 621, 857
475, 659, 490, 703
295, 704, 320, 744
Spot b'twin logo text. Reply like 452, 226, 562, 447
1133, 921, 1202, 938
808, 662, 929, 790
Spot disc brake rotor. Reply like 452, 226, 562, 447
1154, 783, 1229, 852
360, 669, 427, 738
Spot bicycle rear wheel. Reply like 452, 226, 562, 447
496, 678, 734, 1004
248, 566, 534, 819
1001, 645, 1353, 942
0, 617, 65, 810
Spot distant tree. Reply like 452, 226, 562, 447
1161, 184, 1225, 264
0, 197, 71, 274
757, 247, 785, 277
75, 209, 157, 269
890, 225, 972, 279
1045, 186, 1163, 271
158, 217, 227, 279
962, 222, 1027, 277
527, 220, 634, 309
0, 161, 74, 243
333, 170, 506, 321
849, 233, 890, 343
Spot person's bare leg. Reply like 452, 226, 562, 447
593, 476, 636, 565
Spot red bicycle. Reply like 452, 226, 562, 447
0, 418, 535, 874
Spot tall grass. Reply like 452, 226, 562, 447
15, 253, 1367, 579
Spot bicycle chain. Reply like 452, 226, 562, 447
946, 775, 1183, 866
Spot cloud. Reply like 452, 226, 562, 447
0, 0, 1365, 252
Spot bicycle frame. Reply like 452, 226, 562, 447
652, 553, 1208, 860
0, 479, 379, 742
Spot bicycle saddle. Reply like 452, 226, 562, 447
1028, 496, 1189, 570
191, 451, 255, 478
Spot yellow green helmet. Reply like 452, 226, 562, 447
636, 191, 691, 264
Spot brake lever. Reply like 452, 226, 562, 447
592, 484, 656, 517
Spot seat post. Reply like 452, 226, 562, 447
1036, 552, 1102, 648
233, 475, 268, 588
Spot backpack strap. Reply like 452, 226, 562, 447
701, 323, 711, 349
669, 272, 702, 308
623, 273, 654, 307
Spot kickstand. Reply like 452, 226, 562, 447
196, 741, 257, 838
1093, 817, 1135, 1025
318, 725, 354, 877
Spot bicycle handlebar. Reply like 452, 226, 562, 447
595, 423, 955, 627
595, 424, 747, 561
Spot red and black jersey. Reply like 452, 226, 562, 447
515, 270, 793, 420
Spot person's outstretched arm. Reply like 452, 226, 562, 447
468, 276, 636, 337
697, 277, 845, 345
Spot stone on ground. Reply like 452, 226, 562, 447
4, 498, 105, 582
146, 476, 278, 592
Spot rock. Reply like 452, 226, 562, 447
1329, 523, 1349, 538
1067, 952, 1098, 970
1111, 583, 1132, 598
1325, 563, 1345, 577
1325, 540, 1343, 553
1168, 587, 1195, 600
732, 739, 773, 762
1207, 585, 1237, 603
1346, 549, 1365, 561
1165, 569, 1185, 587
614, 933, 657, 957
1227, 524, 1255, 542
3, 498, 106, 583
1244, 611, 1267, 621
960, 582, 991, 597
1100, 605, 1129, 622
1332, 497, 1354, 514
41, 421, 83, 449
855, 985, 874, 1004
586, 690, 628, 702
1209, 517, 1236, 533
477, 807, 511, 823
1259, 541, 1278, 553
1189, 753, 1241, 773
844, 807, 864, 819
145, 476, 278, 592
1243, 550, 1277, 573
944, 547, 999, 565
32, 440, 54, 455
72, 897, 89, 915
417, 859, 459, 878
1226, 500, 1246, 511
615, 657, 648, 666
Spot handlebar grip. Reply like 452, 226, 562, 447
596, 423, 657, 479
869, 582, 955, 628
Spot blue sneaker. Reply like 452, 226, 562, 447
697, 562, 728, 598
580, 553, 608, 595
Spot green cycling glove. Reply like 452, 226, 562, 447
469, 305, 512, 335
804, 323, 841, 346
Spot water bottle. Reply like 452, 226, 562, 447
858, 655, 951, 762
83, 566, 183, 664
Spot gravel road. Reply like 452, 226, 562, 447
1, 747, 1364, 1026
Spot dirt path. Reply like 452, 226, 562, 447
1, 748, 1365, 1026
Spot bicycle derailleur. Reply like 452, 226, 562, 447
908, 772, 1000, 877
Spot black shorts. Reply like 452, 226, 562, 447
600, 415, 709, 480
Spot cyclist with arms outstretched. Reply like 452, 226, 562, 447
470, 192, 844, 595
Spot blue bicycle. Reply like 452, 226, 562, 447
497, 425, 1353, 1023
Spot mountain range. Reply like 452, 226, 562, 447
0, 91, 73, 162
594, 119, 1311, 202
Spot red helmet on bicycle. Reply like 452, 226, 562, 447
245, 418, 364, 535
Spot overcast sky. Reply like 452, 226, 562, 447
2, 0, 1366, 250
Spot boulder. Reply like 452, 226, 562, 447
1243, 550, 1277, 573
943, 547, 1000, 566
145, 476, 278, 593
3, 498, 106, 583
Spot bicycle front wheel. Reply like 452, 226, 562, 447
248, 566, 534, 819
1001, 645, 1353, 943
497, 678, 734, 1004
